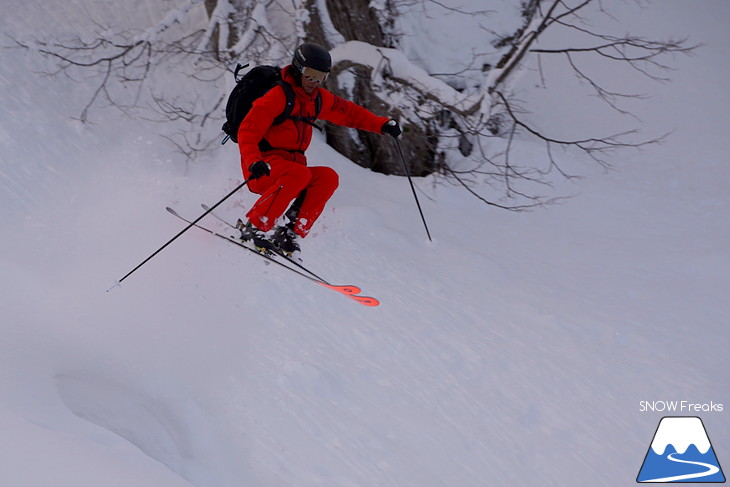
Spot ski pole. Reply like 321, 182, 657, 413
108, 178, 252, 291
393, 138, 432, 242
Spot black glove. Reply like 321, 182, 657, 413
382, 119, 401, 138
249, 160, 270, 180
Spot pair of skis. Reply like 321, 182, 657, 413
166, 206, 380, 307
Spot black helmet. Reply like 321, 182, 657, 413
292, 42, 331, 73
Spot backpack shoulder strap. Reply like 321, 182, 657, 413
271, 81, 323, 129
272, 81, 295, 126
314, 92, 322, 119
305, 93, 323, 131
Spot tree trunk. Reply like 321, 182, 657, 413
308, 0, 437, 176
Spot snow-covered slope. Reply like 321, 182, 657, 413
1, 2, 728, 486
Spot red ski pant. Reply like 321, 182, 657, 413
243, 152, 339, 238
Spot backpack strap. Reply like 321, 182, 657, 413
272, 81, 322, 128
272, 81, 296, 126
313, 94, 322, 120
259, 83, 323, 153
233, 62, 250, 83
296, 92, 322, 128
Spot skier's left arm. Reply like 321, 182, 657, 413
318, 90, 394, 135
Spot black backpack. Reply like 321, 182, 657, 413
221, 63, 321, 145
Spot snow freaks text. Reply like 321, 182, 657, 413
639, 401, 724, 413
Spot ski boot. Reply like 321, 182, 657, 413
271, 224, 300, 257
236, 219, 276, 254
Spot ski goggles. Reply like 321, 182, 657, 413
301, 66, 328, 84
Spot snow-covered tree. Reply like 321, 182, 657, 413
17, 0, 696, 208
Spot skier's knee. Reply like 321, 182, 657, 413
319, 167, 339, 191
285, 164, 314, 190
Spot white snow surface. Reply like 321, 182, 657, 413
1, 1, 729, 486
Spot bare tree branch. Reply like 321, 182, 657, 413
12, 0, 698, 211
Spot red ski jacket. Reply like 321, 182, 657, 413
237, 66, 390, 168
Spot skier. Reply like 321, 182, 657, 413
237, 42, 402, 254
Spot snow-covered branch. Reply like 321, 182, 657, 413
134, 0, 205, 44
313, 0, 345, 46
330, 41, 479, 117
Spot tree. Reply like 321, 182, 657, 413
13, 0, 696, 208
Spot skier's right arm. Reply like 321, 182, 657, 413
237, 87, 287, 169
